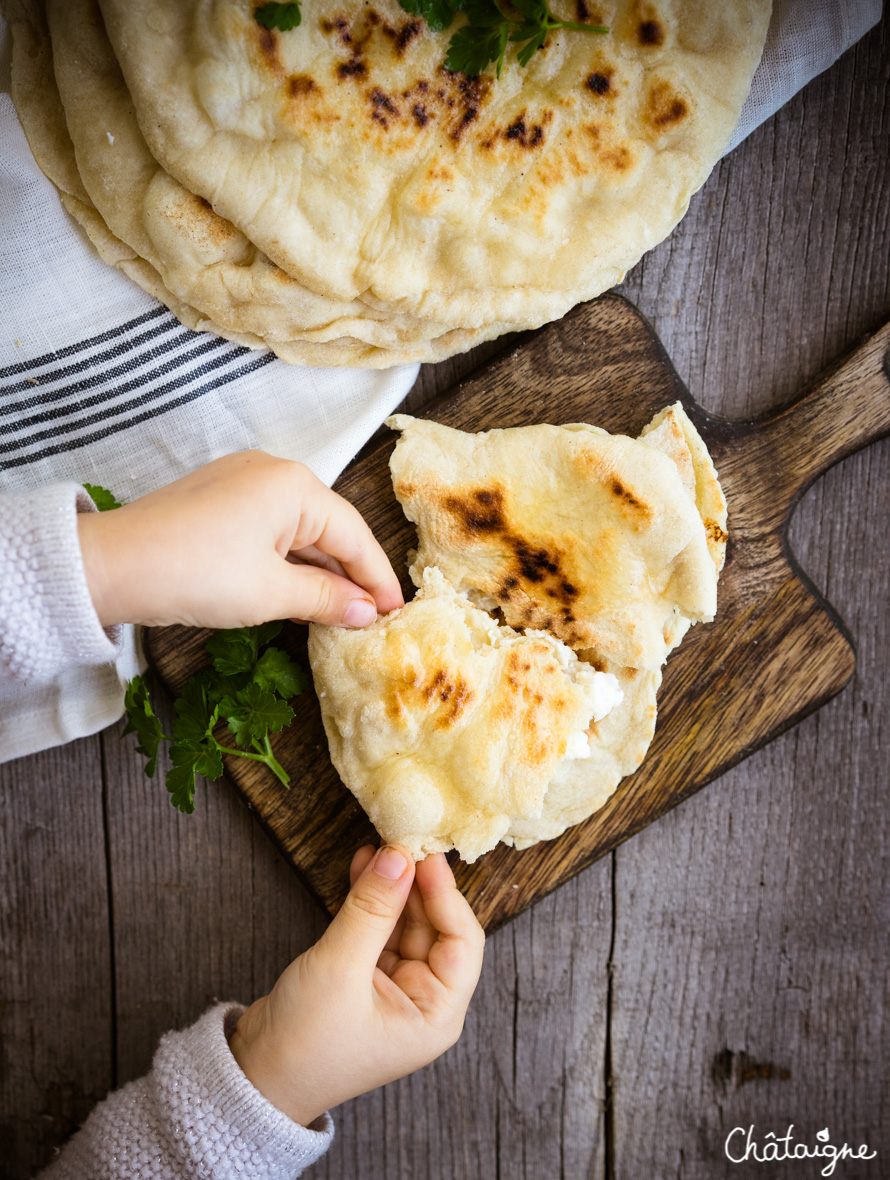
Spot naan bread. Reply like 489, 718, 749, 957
388, 409, 718, 670
309, 566, 622, 862
94, 0, 770, 354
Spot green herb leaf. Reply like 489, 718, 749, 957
205, 629, 256, 678
397, 0, 458, 32
83, 483, 122, 511
166, 739, 224, 813
253, 646, 308, 699
220, 683, 294, 746
254, 2, 301, 32
125, 622, 302, 810
206, 622, 283, 678
407, 0, 608, 77
122, 675, 166, 778
172, 677, 217, 744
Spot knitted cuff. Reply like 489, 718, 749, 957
149, 1003, 334, 1178
0, 482, 120, 685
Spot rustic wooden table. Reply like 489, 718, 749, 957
2, 16, 888, 1179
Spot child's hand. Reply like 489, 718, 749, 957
77, 451, 403, 628
228, 846, 485, 1126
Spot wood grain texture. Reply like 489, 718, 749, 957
145, 299, 889, 934
0, 741, 112, 1175
1, 12, 887, 1178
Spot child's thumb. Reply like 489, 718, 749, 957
276, 563, 379, 628
318, 846, 415, 973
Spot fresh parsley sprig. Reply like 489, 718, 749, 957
123, 622, 307, 814
440, 1, 609, 76
254, 0, 607, 76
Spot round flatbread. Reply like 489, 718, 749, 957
97, 0, 771, 347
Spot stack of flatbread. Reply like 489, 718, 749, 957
309, 404, 727, 861
6, 0, 770, 367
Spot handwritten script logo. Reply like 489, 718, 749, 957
725, 1125, 877, 1177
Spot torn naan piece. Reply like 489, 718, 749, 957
308, 567, 622, 863
388, 410, 719, 671
640, 403, 728, 575
505, 658, 660, 848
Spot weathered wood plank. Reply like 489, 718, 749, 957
0, 737, 112, 1176
100, 711, 327, 1086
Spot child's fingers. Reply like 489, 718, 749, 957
349, 845, 376, 886
351, 845, 410, 960
398, 879, 439, 963
320, 845, 415, 977
414, 855, 485, 998
287, 475, 403, 615
273, 562, 379, 628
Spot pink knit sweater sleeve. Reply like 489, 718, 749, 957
40, 1004, 334, 1179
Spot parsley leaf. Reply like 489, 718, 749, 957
253, 646, 308, 698
254, 2, 301, 32
409, 0, 609, 77
167, 740, 224, 814
398, 0, 458, 32
82, 483, 122, 511
122, 675, 167, 778
122, 622, 305, 813
219, 683, 294, 747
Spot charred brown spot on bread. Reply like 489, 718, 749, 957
439, 491, 584, 638
602, 145, 632, 172
443, 487, 506, 533
705, 519, 728, 545
256, 24, 284, 77
166, 191, 238, 247
646, 81, 688, 128
321, 16, 352, 44
639, 19, 665, 46
447, 73, 488, 142
585, 71, 613, 96
452, 106, 479, 142
504, 114, 546, 149
423, 669, 472, 727
287, 74, 317, 98
337, 58, 367, 80
370, 87, 400, 128
610, 478, 647, 511
412, 104, 429, 127
395, 19, 422, 54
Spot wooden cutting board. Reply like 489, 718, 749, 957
145, 294, 890, 933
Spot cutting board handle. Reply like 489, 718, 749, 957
747, 318, 890, 522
